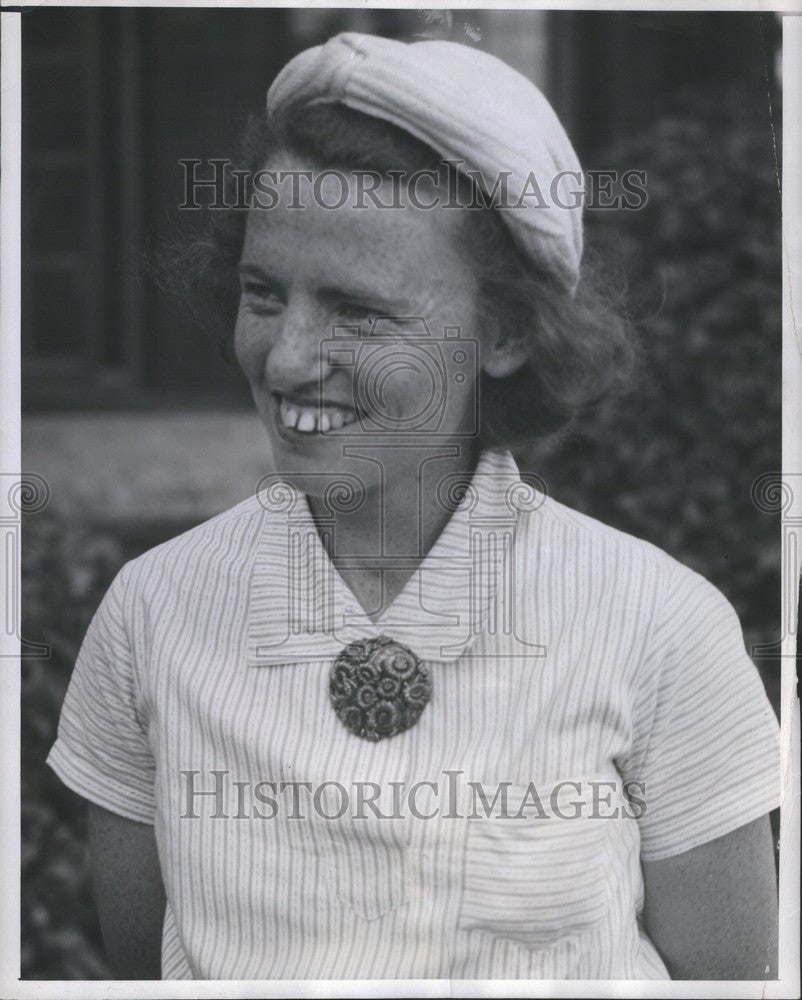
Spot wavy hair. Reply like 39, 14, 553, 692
161, 102, 635, 447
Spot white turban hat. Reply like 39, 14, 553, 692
267, 32, 584, 295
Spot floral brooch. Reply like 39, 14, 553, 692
329, 635, 431, 741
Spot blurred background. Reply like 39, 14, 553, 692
21, 8, 783, 979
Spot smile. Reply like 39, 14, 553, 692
275, 394, 360, 435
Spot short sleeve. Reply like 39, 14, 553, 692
46, 563, 156, 824
619, 566, 780, 862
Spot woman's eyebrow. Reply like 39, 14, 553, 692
318, 282, 411, 312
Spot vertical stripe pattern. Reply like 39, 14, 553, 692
47, 449, 780, 980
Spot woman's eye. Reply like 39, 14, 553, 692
241, 284, 282, 314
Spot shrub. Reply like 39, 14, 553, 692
520, 83, 782, 711
21, 509, 125, 978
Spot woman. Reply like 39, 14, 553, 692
47, 32, 780, 981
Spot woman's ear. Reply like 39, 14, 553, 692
481, 330, 531, 378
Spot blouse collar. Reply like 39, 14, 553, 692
246, 448, 540, 667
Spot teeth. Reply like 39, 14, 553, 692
278, 398, 357, 434
279, 402, 299, 429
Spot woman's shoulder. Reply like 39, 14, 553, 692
113, 493, 267, 600
520, 489, 723, 606
518, 493, 751, 683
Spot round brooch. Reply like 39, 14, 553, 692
329, 635, 431, 741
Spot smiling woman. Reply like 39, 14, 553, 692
46, 31, 780, 982
234, 148, 485, 466
166, 98, 634, 449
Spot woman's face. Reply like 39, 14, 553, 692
234, 154, 485, 496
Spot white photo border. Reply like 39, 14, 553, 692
1, 3, 799, 997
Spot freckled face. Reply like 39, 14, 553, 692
234, 155, 483, 495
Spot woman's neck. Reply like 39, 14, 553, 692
306, 441, 481, 621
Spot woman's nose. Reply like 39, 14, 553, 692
264, 303, 330, 391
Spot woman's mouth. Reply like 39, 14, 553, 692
274, 394, 360, 436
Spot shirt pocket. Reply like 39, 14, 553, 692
458, 778, 616, 952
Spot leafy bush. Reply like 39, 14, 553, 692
21, 510, 125, 979
520, 83, 782, 711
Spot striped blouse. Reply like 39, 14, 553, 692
47, 447, 780, 980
